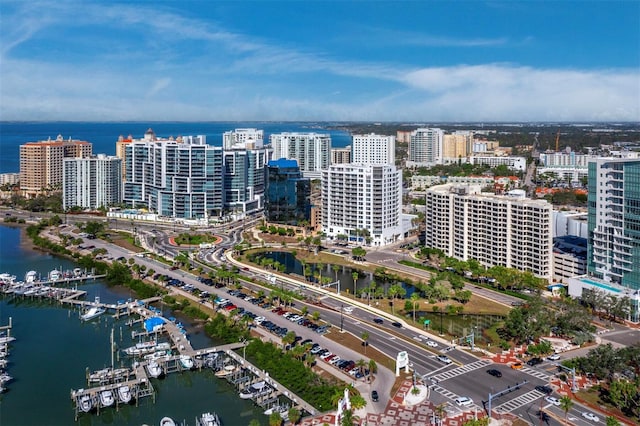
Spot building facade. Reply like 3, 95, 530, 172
351, 133, 395, 165
265, 159, 311, 224
322, 164, 403, 246
553, 236, 587, 283
269, 132, 331, 179
20, 135, 92, 197
566, 158, 640, 322
331, 146, 352, 165
223, 147, 270, 215
442, 132, 472, 164
123, 137, 224, 219
223, 128, 264, 150
63, 155, 122, 210
407, 128, 443, 167
424, 184, 553, 280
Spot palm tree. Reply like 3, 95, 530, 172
282, 331, 297, 349
368, 359, 377, 383
410, 292, 421, 323
361, 332, 370, 354
388, 285, 399, 314
351, 271, 358, 297
332, 264, 340, 281
268, 411, 283, 426
356, 358, 367, 377
559, 395, 574, 424
434, 403, 447, 426
288, 407, 302, 425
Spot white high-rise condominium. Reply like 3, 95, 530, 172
63, 154, 122, 210
567, 158, 640, 323
351, 133, 395, 165
322, 164, 403, 246
223, 128, 264, 150
424, 184, 553, 280
269, 132, 331, 179
407, 128, 444, 167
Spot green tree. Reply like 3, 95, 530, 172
605, 416, 621, 426
351, 271, 358, 297
410, 292, 421, 323
559, 395, 574, 424
268, 411, 283, 426
288, 407, 302, 425
361, 332, 369, 354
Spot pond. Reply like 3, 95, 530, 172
251, 251, 418, 297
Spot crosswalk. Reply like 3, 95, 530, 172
430, 359, 493, 382
520, 366, 550, 381
493, 389, 546, 414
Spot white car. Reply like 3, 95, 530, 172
426, 340, 438, 348
547, 354, 561, 361
545, 396, 561, 406
454, 396, 473, 407
582, 412, 599, 422
436, 355, 452, 364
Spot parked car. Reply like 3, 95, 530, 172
486, 369, 502, 378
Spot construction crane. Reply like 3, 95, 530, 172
555, 131, 560, 152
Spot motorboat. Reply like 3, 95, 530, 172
264, 404, 289, 420
160, 417, 176, 426
123, 340, 168, 356
0, 335, 16, 345
117, 384, 132, 403
214, 364, 236, 377
0, 273, 17, 284
146, 360, 163, 378
0, 372, 13, 384
99, 389, 115, 407
89, 367, 130, 383
239, 381, 271, 399
78, 394, 93, 412
197, 412, 221, 426
80, 297, 106, 321
49, 269, 61, 281
179, 355, 194, 370
144, 350, 171, 361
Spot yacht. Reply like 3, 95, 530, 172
123, 340, 170, 356
99, 389, 115, 407
239, 381, 271, 399
78, 394, 93, 412
264, 404, 289, 420
214, 364, 236, 378
49, 269, 61, 281
146, 360, 163, 378
197, 412, 221, 426
179, 355, 194, 370
80, 297, 106, 321
117, 384, 133, 403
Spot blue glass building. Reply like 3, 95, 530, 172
265, 158, 311, 225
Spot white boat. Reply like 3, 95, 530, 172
179, 355, 194, 370
239, 381, 271, 399
144, 350, 171, 361
99, 389, 115, 407
0, 336, 16, 344
78, 394, 93, 412
160, 417, 176, 426
214, 364, 236, 377
0, 372, 13, 384
24, 271, 37, 283
49, 269, 61, 281
198, 412, 221, 426
80, 296, 106, 321
146, 360, 163, 378
123, 340, 158, 356
23, 285, 40, 296
117, 384, 132, 403
0, 273, 17, 284
264, 404, 289, 420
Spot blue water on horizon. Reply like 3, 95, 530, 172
0, 121, 353, 174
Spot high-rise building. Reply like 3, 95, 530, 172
322, 164, 403, 246
123, 137, 224, 219
223, 128, 264, 150
442, 133, 471, 164
424, 184, 553, 280
269, 132, 331, 179
265, 159, 311, 224
116, 129, 177, 181
63, 155, 122, 210
331, 146, 352, 165
351, 133, 395, 165
407, 128, 444, 167
223, 147, 270, 215
20, 135, 92, 197
567, 158, 640, 322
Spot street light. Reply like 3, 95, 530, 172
340, 304, 344, 332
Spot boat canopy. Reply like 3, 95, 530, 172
144, 316, 166, 333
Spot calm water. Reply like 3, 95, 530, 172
0, 122, 352, 173
0, 225, 267, 426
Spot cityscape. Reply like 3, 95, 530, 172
0, 1, 639, 426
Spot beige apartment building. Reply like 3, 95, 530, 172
424, 184, 553, 280
20, 135, 92, 197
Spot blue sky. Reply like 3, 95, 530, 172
1, 0, 639, 122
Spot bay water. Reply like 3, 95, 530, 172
0, 225, 267, 426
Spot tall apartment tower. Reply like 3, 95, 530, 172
331, 146, 352, 165
424, 184, 553, 280
566, 158, 640, 322
63, 155, 122, 210
123, 137, 224, 219
19, 135, 92, 197
223, 128, 264, 150
407, 128, 444, 167
351, 133, 395, 165
322, 164, 403, 246
223, 147, 270, 215
442, 132, 472, 164
269, 132, 331, 179
265, 159, 311, 225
